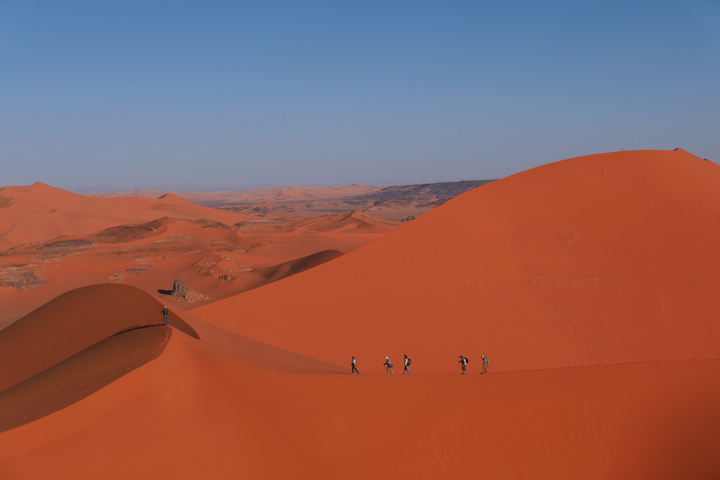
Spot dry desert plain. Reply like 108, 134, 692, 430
1, 149, 720, 479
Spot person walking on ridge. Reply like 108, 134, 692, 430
383, 356, 394, 374
459, 355, 469, 374
351, 356, 359, 374
403, 355, 411, 374
482, 355, 489, 374
161, 305, 169, 325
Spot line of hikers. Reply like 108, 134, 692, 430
160, 308, 489, 374
350, 354, 489, 374
160, 305, 490, 375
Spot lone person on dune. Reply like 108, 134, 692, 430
482, 355, 489, 374
403, 355, 411, 374
459, 355, 469, 375
351, 356, 359, 374
161, 305, 169, 325
384, 356, 394, 374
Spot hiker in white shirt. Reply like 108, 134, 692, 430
403, 355, 411, 374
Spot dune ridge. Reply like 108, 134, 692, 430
1, 322, 718, 478
2, 150, 720, 478
192, 149, 720, 372
0, 325, 171, 433
0, 182, 252, 250
293, 210, 398, 233
0, 283, 197, 392
0, 283, 200, 433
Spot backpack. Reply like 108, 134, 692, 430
407, 358, 411, 365
463, 357, 469, 364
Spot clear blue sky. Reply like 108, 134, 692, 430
2, 0, 719, 191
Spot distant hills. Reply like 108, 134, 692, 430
89, 180, 496, 221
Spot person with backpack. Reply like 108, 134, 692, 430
403, 355, 411, 374
351, 356, 359, 374
458, 355, 469, 374
482, 355, 489, 374
383, 356, 394, 374
161, 306, 169, 325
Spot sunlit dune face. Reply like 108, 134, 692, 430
2, 151, 720, 479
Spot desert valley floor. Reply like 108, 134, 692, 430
1, 149, 720, 479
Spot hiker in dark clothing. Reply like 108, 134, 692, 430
482, 355, 489, 374
161, 306, 169, 325
459, 355, 469, 374
403, 355, 411, 374
383, 356, 394, 374
351, 356, 359, 374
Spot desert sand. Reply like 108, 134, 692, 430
1, 149, 720, 479
0, 185, 398, 328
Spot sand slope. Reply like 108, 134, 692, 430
192, 149, 720, 372
0, 182, 251, 250
0, 284, 199, 433
1, 315, 718, 478
0, 191, 394, 327
2, 149, 720, 479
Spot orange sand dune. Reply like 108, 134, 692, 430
0, 208, 393, 328
1, 307, 718, 478
3, 148, 720, 478
0, 284, 198, 432
0, 284, 197, 392
292, 210, 398, 233
193, 149, 720, 372
251, 249, 344, 289
0, 182, 251, 250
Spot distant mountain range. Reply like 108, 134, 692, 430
89, 180, 496, 221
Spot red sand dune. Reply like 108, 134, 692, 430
0, 195, 392, 328
251, 249, 345, 289
0, 182, 251, 250
0, 284, 197, 432
192, 149, 720, 372
292, 210, 398, 233
1, 299, 719, 478
2, 149, 720, 479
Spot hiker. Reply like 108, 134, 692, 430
383, 356, 394, 374
161, 305, 169, 325
482, 355, 489, 374
403, 355, 411, 374
351, 356, 359, 374
459, 355, 469, 374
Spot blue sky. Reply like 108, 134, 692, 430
1, 1, 719, 191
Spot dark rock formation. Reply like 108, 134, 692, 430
169, 279, 207, 302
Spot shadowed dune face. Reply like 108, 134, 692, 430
0, 326, 171, 433
250, 249, 344, 289
0, 284, 198, 432
192, 149, 720, 372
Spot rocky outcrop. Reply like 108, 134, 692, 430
170, 279, 207, 302
0, 264, 44, 291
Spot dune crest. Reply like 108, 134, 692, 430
192, 149, 720, 372
0, 183, 252, 250
0, 284, 197, 392
251, 250, 344, 288
2, 151, 720, 478
0, 283, 200, 432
